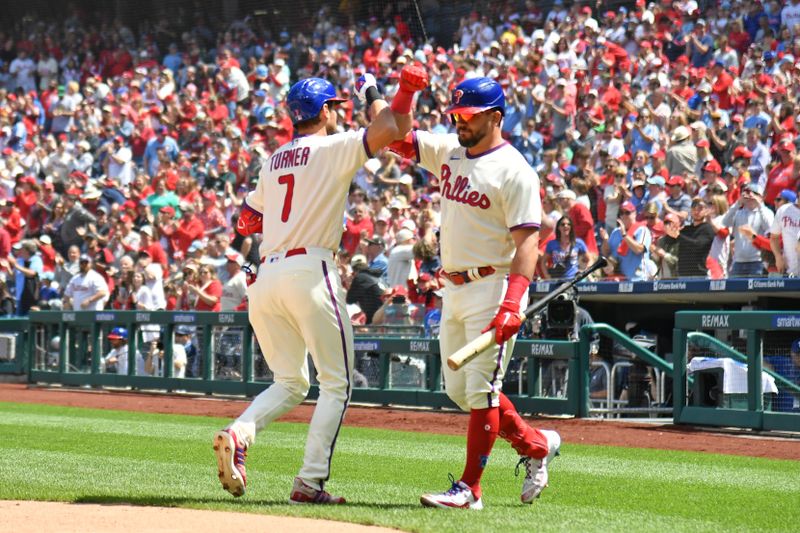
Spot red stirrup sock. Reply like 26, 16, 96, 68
498, 392, 548, 459
460, 407, 499, 500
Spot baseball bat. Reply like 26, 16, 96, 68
446, 256, 608, 371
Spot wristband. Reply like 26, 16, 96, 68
502, 273, 531, 309
365, 86, 381, 106
390, 88, 415, 114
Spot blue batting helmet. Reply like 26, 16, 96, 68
445, 77, 506, 116
108, 327, 128, 340
286, 78, 346, 124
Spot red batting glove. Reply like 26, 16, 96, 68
482, 302, 524, 345
482, 273, 531, 345
391, 65, 429, 114
398, 65, 429, 92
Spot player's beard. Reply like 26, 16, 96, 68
456, 121, 490, 148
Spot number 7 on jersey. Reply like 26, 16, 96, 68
278, 173, 294, 222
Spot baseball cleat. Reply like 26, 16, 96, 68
519, 429, 561, 504
288, 477, 346, 505
420, 474, 484, 510
213, 429, 247, 497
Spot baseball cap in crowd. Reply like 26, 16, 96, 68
646, 176, 666, 187
175, 325, 195, 336
744, 182, 764, 196
38, 234, 52, 245
365, 235, 386, 247
140, 225, 154, 237
667, 175, 685, 188
188, 240, 204, 253
670, 126, 691, 143
79, 253, 92, 263
395, 229, 415, 244
160, 206, 176, 217
391, 285, 408, 298
723, 166, 739, 178
779, 189, 798, 204
733, 146, 752, 159
695, 138, 710, 148
619, 201, 636, 213
350, 254, 368, 269
225, 252, 244, 266
631, 179, 645, 189
704, 160, 722, 173
791, 339, 800, 353
779, 141, 796, 153
556, 189, 577, 201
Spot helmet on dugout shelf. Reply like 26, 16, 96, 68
445, 77, 506, 116
287, 78, 346, 124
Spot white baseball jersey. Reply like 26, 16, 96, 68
771, 202, 800, 276
245, 129, 370, 255
413, 131, 542, 272
224, 128, 371, 492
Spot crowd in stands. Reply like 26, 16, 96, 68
3, 0, 800, 328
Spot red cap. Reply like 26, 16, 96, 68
779, 141, 796, 152
652, 149, 666, 160
731, 114, 744, 123
620, 201, 636, 213
695, 139, 710, 148
676, 55, 689, 65
160, 206, 176, 216
202, 191, 216, 201
122, 200, 137, 210
69, 170, 89, 182
581, 6, 592, 14
65, 187, 83, 197
667, 175, 685, 188
19, 175, 36, 185
733, 146, 752, 158
120, 214, 132, 224
704, 160, 722, 173
392, 285, 408, 297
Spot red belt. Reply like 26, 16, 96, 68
260, 248, 307, 263
442, 266, 496, 285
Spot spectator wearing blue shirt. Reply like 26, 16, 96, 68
10, 240, 44, 315
687, 19, 714, 68
743, 4, 766, 41
541, 216, 589, 279
250, 90, 274, 125
143, 126, 180, 177
627, 110, 659, 156
365, 235, 388, 279
601, 201, 653, 281
162, 43, 183, 74
423, 289, 442, 338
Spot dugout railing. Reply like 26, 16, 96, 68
674, 311, 800, 432
24, 310, 583, 416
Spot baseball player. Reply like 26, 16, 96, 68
213, 66, 428, 503
390, 78, 560, 509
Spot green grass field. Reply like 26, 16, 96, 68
1, 402, 798, 533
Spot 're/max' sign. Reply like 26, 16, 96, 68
701, 314, 730, 328
530, 343, 555, 356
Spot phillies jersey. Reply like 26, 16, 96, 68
413, 131, 541, 272
245, 129, 370, 255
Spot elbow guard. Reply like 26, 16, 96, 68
237, 204, 263, 236
387, 132, 416, 160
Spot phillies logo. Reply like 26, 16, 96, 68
439, 165, 491, 209
452, 89, 464, 104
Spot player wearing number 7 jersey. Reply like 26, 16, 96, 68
213, 66, 429, 504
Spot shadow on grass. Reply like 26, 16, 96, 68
73, 494, 423, 510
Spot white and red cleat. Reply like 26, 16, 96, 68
213, 429, 247, 497
519, 429, 561, 503
420, 475, 484, 510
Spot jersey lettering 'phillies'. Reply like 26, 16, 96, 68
243, 130, 371, 255
413, 130, 541, 272
440, 165, 491, 209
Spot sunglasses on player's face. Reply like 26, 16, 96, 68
450, 108, 495, 125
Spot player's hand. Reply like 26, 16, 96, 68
482, 302, 524, 345
398, 65, 429, 93
354, 73, 377, 103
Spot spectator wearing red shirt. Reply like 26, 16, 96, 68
764, 142, 797, 206
14, 176, 38, 220
0, 201, 23, 244
342, 203, 374, 256
171, 202, 205, 256
139, 225, 168, 273
197, 191, 228, 237
556, 189, 599, 259
710, 60, 734, 110
37, 235, 57, 273
187, 264, 222, 312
